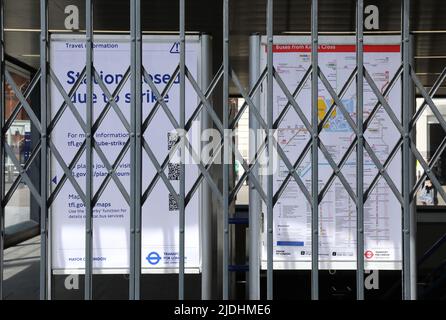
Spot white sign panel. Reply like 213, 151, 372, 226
50, 35, 202, 273
259, 36, 402, 270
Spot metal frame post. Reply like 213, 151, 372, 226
0, 0, 4, 301
409, 34, 417, 300
39, 0, 49, 300
130, 0, 142, 300
266, 0, 274, 301
248, 33, 261, 300
134, 0, 142, 302
179, 0, 186, 300
200, 33, 213, 300
311, 0, 319, 300
129, 0, 136, 300
222, 0, 230, 300
355, 0, 365, 300
402, 0, 412, 301
85, 0, 94, 300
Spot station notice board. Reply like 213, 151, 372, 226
258, 36, 403, 270
50, 34, 205, 274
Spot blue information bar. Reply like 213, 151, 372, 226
277, 241, 305, 247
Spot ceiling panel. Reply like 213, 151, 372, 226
3, 0, 446, 95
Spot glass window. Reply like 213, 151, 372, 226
4, 62, 33, 227
415, 97, 446, 206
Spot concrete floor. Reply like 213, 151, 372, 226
236, 184, 249, 205
2, 236, 202, 300
4, 183, 30, 228
2, 236, 40, 300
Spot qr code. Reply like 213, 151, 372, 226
167, 132, 179, 150
168, 163, 180, 180
169, 193, 178, 211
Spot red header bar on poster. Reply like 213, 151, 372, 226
270, 44, 401, 53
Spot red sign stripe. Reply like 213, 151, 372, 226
270, 44, 400, 53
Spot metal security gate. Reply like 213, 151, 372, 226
1, 0, 444, 301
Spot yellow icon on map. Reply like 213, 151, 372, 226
318, 97, 336, 128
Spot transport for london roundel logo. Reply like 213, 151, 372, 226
146, 252, 161, 265
364, 250, 374, 259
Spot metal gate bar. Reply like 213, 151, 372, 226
0, 0, 4, 300
248, 33, 261, 300
402, 0, 412, 300
129, 0, 142, 300
310, 0, 319, 300
356, 0, 365, 300
222, 0, 230, 300
39, 0, 49, 301
85, 0, 93, 300
179, 0, 186, 300
266, 0, 274, 301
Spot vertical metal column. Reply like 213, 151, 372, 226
355, 0, 365, 301
310, 0, 319, 300
130, 0, 142, 300
85, 0, 94, 300
39, 0, 49, 300
179, 0, 186, 300
401, 0, 412, 300
200, 34, 213, 300
266, 0, 274, 301
409, 34, 417, 300
0, 0, 4, 301
134, 0, 142, 301
129, 0, 135, 300
248, 33, 261, 300
222, 0, 230, 300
